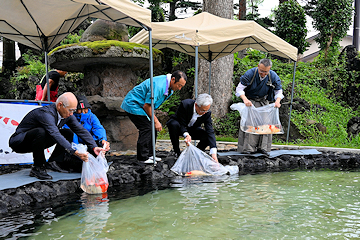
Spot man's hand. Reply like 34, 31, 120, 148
74, 150, 89, 162
241, 95, 252, 107
274, 98, 281, 108
184, 135, 192, 146
211, 153, 218, 163
101, 140, 110, 151
155, 121, 163, 132
93, 147, 105, 156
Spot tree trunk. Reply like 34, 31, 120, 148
169, 0, 177, 21
2, 37, 16, 73
198, 0, 234, 118
239, 0, 246, 20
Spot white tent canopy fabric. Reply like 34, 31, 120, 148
0, 0, 151, 51
130, 12, 298, 61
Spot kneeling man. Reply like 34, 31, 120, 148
166, 93, 218, 162
9, 92, 104, 180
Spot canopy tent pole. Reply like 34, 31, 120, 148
148, 30, 156, 165
194, 46, 199, 98
286, 61, 297, 143
41, 35, 50, 102
44, 52, 50, 102
208, 61, 212, 94
208, 51, 212, 95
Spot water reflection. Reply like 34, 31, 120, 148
77, 193, 111, 239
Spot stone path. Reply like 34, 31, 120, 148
109, 140, 360, 157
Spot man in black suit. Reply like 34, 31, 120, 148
166, 93, 218, 162
9, 92, 104, 180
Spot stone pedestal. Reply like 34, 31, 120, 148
83, 65, 138, 97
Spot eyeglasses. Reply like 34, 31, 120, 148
62, 103, 77, 113
198, 109, 209, 113
196, 105, 210, 113
259, 69, 269, 74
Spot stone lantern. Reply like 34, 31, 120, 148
48, 19, 162, 151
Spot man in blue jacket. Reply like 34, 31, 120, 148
235, 58, 284, 156
59, 95, 110, 172
9, 92, 104, 180
166, 93, 218, 162
121, 70, 187, 163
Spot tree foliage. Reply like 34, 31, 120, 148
304, 0, 353, 58
274, 0, 309, 55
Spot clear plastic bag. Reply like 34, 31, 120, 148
170, 144, 239, 176
230, 102, 283, 135
73, 143, 109, 194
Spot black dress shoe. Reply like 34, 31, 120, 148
168, 151, 180, 159
46, 161, 69, 173
257, 149, 270, 156
29, 166, 53, 180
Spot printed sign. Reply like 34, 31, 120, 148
0, 102, 54, 164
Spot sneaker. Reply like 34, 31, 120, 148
29, 166, 53, 180
46, 161, 69, 173
144, 159, 156, 164
148, 156, 162, 161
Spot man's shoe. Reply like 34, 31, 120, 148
144, 159, 157, 164
148, 156, 162, 161
257, 149, 270, 156
29, 166, 53, 180
46, 161, 69, 173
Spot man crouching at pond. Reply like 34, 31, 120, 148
9, 92, 105, 180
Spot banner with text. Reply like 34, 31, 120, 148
0, 102, 54, 164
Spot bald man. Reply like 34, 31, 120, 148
9, 92, 104, 180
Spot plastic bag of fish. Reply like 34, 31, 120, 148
230, 102, 283, 135
73, 143, 109, 194
171, 143, 239, 176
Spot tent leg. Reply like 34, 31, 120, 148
44, 51, 50, 102
208, 61, 212, 95
286, 61, 297, 143
149, 30, 156, 165
194, 46, 199, 98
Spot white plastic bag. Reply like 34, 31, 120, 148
230, 102, 283, 135
73, 143, 109, 194
170, 144, 239, 176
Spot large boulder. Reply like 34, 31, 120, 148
80, 19, 129, 42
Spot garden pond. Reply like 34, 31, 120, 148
2, 169, 360, 239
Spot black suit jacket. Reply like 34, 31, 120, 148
168, 99, 216, 149
9, 103, 97, 154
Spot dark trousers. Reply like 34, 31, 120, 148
11, 128, 73, 167
128, 113, 157, 161
167, 119, 210, 155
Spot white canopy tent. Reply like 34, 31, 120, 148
0, 0, 162, 163
130, 12, 298, 142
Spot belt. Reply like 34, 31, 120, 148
249, 95, 268, 102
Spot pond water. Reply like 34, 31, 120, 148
5, 170, 360, 239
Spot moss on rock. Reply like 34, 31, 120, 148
49, 40, 163, 59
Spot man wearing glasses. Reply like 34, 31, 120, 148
9, 92, 104, 180
235, 58, 284, 156
166, 93, 218, 162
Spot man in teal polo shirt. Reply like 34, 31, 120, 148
121, 70, 187, 163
